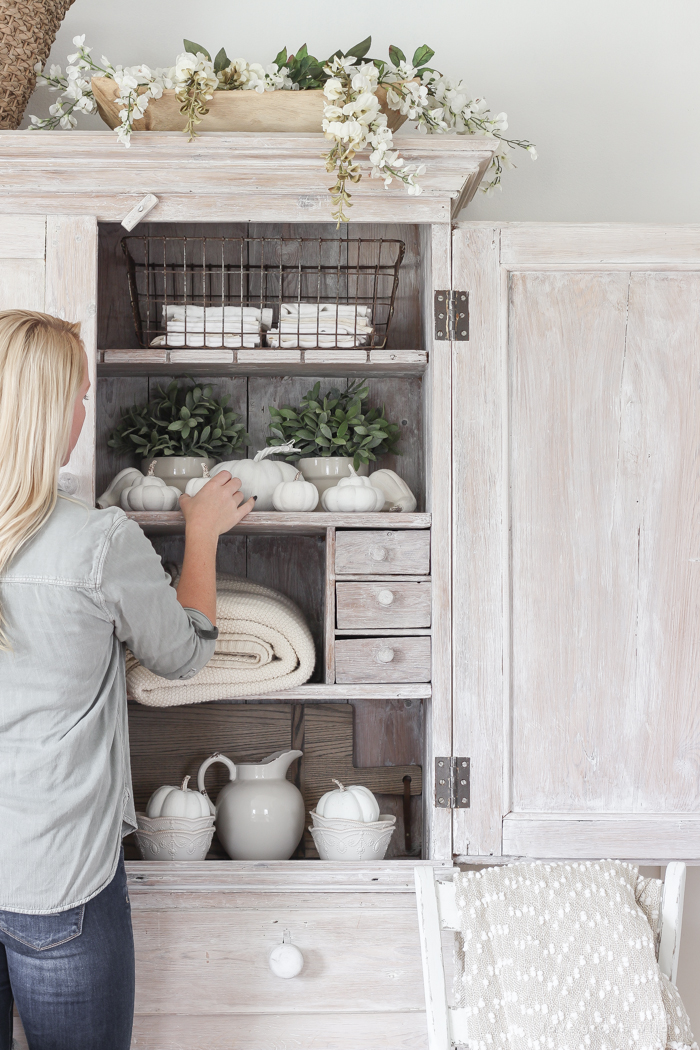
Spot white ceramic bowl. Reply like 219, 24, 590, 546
310, 810, 396, 832
134, 812, 215, 861
309, 815, 395, 861
136, 812, 215, 833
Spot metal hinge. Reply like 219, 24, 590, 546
434, 290, 469, 341
435, 757, 470, 808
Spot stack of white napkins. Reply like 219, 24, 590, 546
150, 305, 273, 349
266, 303, 374, 348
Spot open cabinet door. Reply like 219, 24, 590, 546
452, 223, 700, 860
0, 214, 98, 504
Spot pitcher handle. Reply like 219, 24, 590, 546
197, 752, 237, 806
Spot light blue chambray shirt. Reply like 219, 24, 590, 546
0, 494, 216, 914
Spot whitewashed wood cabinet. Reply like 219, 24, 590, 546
2, 131, 699, 1047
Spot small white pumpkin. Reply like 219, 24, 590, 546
146, 775, 214, 818
184, 462, 212, 497
369, 469, 417, 513
121, 461, 181, 512
321, 464, 385, 513
272, 470, 319, 512
210, 443, 302, 511
97, 467, 144, 509
316, 780, 380, 822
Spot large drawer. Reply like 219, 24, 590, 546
336, 580, 432, 629
336, 636, 431, 683
335, 529, 430, 575
131, 864, 430, 1050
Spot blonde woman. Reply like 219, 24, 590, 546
0, 310, 253, 1050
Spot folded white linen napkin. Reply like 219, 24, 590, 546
161, 305, 273, 329
274, 321, 373, 335
151, 333, 261, 348
163, 304, 264, 320
166, 321, 263, 333
280, 302, 372, 320
266, 332, 370, 348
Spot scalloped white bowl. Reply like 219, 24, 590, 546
134, 811, 215, 860
309, 815, 395, 861
310, 810, 396, 832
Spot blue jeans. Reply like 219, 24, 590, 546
0, 851, 134, 1050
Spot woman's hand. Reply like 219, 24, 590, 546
179, 471, 255, 536
176, 473, 255, 624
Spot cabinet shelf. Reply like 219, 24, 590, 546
97, 348, 428, 378
125, 511, 431, 536
127, 683, 430, 703
125, 858, 451, 892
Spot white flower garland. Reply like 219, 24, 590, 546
31, 36, 536, 222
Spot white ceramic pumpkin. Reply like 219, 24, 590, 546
369, 469, 417, 513
184, 462, 212, 497
210, 443, 301, 511
146, 775, 214, 818
316, 780, 381, 822
272, 470, 319, 512
120, 460, 181, 512
97, 467, 144, 509
321, 465, 385, 513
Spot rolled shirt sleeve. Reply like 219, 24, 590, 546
98, 515, 217, 680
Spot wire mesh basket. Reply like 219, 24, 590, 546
121, 235, 405, 351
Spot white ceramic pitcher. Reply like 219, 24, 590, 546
197, 750, 304, 860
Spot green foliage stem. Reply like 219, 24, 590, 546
266, 379, 401, 470
107, 377, 249, 460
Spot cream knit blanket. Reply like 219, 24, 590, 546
453, 860, 696, 1050
127, 574, 315, 705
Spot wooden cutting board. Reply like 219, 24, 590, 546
127, 702, 422, 859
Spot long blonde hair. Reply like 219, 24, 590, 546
0, 310, 85, 645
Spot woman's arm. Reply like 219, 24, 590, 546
176, 472, 254, 624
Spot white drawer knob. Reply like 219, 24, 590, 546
377, 589, 395, 606
376, 647, 395, 664
269, 931, 304, 979
369, 546, 388, 561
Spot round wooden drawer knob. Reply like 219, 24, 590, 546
375, 647, 395, 664
269, 933, 304, 979
377, 589, 395, 606
369, 546, 388, 561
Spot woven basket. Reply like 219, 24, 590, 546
0, 0, 76, 129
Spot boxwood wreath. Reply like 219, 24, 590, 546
108, 377, 248, 460
266, 380, 401, 469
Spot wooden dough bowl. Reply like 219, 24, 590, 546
91, 77, 410, 134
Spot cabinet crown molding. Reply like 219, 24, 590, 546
0, 131, 498, 223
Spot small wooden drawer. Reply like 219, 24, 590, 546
336, 581, 431, 629
336, 636, 431, 683
335, 529, 430, 575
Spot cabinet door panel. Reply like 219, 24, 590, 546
452, 223, 700, 859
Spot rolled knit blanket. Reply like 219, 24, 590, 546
127, 574, 315, 705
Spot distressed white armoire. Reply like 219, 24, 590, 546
1, 130, 698, 1048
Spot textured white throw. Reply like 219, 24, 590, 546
453, 861, 696, 1050
127, 575, 315, 705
